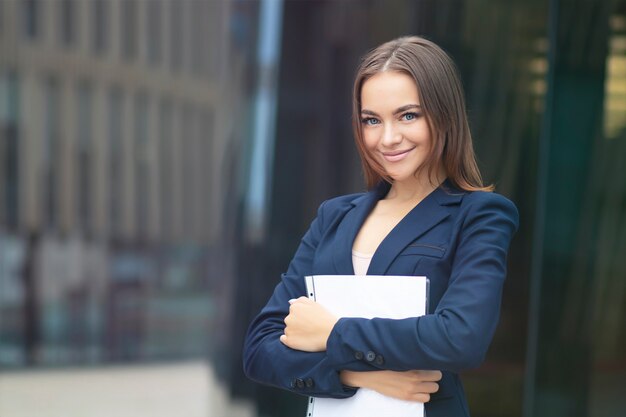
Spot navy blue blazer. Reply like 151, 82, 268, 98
243, 179, 519, 417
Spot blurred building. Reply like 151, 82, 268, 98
0, 0, 247, 367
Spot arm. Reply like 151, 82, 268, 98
325, 193, 519, 373
243, 201, 376, 398
278, 295, 443, 403
340, 369, 442, 403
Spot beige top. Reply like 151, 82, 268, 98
351, 250, 374, 276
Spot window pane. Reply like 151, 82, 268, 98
92, 0, 107, 53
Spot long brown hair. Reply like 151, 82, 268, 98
352, 36, 493, 192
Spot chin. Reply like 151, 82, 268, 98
386, 172, 414, 183
387, 171, 415, 182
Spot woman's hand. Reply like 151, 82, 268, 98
279, 297, 338, 352
340, 369, 442, 403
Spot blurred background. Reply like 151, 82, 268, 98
0, 0, 624, 416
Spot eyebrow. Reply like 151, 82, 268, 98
361, 104, 421, 116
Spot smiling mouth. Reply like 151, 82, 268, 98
381, 147, 415, 162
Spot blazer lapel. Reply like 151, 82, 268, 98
332, 182, 390, 274
331, 179, 464, 276
367, 180, 464, 275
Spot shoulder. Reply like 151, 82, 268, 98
458, 190, 519, 232
461, 190, 517, 212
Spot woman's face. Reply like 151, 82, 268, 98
360, 71, 432, 183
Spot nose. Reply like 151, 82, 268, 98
381, 123, 402, 148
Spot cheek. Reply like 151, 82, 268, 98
362, 129, 379, 150
418, 121, 433, 143
402, 122, 430, 142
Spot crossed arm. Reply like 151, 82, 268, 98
243, 200, 442, 400
281, 296, 441, 403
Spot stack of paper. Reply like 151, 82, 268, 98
305, 275, 429, 417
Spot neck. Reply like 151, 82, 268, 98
385, 170, 446, 203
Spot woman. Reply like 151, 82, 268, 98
243, 36, 519, 417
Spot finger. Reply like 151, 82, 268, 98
289, 297, 310, 306
414, 370, 442, 381
413, 382, 439, 394
414, 393, 431, 403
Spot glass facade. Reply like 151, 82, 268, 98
92, 0, 107, 54
0, 1, 624, 417
76, 80, 92, 235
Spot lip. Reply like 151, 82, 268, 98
381, 147, 415, 162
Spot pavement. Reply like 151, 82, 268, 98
0, 361, 254, 417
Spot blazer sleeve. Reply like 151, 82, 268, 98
243, 200, 371, 398
325, 192, 519, 373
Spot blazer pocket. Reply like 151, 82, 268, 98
400, 243, 445, 258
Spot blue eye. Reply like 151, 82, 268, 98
402, 112, 420, 121
361, 117, 380, 126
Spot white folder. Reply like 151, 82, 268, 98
304, 275, 429, 417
